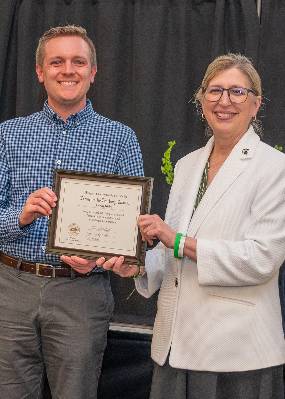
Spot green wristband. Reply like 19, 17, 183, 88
174, 233, 183, 258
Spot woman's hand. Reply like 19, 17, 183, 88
96, 256, 139, 278
138, 214, 176, 249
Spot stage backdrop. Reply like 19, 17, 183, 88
0, 0, 282, 326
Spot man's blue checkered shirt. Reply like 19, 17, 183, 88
0, 100, 144, 265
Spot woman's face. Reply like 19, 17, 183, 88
201, 67, 261, 140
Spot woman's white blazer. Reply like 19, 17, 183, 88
136, 127, 285, 372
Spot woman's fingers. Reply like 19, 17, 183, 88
95, 256, 139, 277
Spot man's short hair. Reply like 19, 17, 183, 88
36, 25, 97, 67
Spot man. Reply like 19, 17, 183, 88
0, 25, 144, 399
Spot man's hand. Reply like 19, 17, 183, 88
19, 187, 57, 227
96, 256, 139, 277
61, 255, 97, 275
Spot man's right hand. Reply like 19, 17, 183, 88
19, 187, 57, 227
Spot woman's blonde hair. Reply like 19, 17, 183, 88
195, 53, 261, 101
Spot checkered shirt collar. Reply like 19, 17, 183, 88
42, 99, 94, 125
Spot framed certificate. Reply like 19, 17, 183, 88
46, 170, 153, 265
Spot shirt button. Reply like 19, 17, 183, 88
41, 245, 46, 252
62, 130, 66, 134
56, 160, 61, 165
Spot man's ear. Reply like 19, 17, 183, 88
36, 64, 44, 83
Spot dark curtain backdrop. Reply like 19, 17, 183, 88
0, 0, 261, 326
258, 0, 285, 146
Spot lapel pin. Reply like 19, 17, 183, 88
242, 148, 249, 155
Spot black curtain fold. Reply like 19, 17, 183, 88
0, 0, 260, 326
258, 0, 285, 147
0, 1, 18, 94
211, 0, 259, 62
0, 0, 20, 118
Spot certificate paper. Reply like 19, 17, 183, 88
47, 171, 153, 265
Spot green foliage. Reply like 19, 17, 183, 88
274, 144, 284, 152
161, 140, 176, 185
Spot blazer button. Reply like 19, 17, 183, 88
175, 278, 178, 287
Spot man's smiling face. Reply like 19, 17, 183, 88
36, 35, 96, 115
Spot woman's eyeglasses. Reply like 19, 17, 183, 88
203, 86, 256, 104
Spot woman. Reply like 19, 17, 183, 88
88, 54, 285, 398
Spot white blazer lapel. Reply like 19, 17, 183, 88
188, 127, 260, 237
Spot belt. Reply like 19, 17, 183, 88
0, 252, 87, 278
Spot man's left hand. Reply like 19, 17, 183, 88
61, 255, 96, 274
